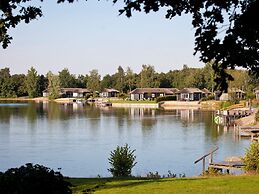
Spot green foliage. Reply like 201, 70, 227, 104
108, 144, 137, 177
0, 0, 42, 48
138, 65, 159, 88
0, 163, 72, 194
47, 71, 61, 100
202, 167, 223, 176
242, 142, 259, 173
58, 68, 77, 88
87, 69, 101, 92
0, 68, 14, 97
1, 1, 259, 92
115, 0, 259, 92
113, 66, 126, 92
37, 74, 48, 96
101, 74, 114, 91
156, 95, 176, 103
25, 67, 39, 98
124, 67, 136, 92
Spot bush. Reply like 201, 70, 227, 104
108, 144, 137, 177
202, 167, 223, 176
242, 142, 259, 173
0, 163, 72, 194
156, 95, 177, 103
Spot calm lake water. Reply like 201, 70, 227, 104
0, 101, 250, 177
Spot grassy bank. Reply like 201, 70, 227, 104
69, 175, 259, 194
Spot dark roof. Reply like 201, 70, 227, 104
167, 88, 179, 93
176, 88, 203, 94
102, 88, 120, 93
130, 88, 178, 95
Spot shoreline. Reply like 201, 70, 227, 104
0, 98, 221, 110
0, 97, 49, 102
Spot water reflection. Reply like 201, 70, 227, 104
0, 102, 250, 177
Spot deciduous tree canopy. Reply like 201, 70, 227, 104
1, 0, 258, 91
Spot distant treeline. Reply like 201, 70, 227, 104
0, 63, 258, 98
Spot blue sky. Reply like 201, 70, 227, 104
0, 1, 203, 76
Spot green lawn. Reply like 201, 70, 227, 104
69, 175, 259, 194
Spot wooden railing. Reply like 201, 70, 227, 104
194, 147, 219, 173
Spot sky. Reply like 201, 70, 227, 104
0, 1, 203, 77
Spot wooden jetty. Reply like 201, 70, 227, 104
194, 147, 245, 174
209, 160, 244, 173
215, 108, 253, 126
236, 126, 259, 141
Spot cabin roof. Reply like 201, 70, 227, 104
130, 88, 178, 95
102, 88, 120, 93
176, 88, 203, 94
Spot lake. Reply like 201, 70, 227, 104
0, 101, 250, 177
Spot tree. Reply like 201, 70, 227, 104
108, 144, 137, 177
75, 74, 88, 88
202, 62, 215, 92
58, 68, 76, 88
242, 142, 259, 173
10, 74, 27, 97
1, 1, 258, 91
0, 67, 13, 97
138, 65, 159, 88
37, 74, 48, 96
101, 74, 114, 90
227, 69, 249, 91
158, 72, 171, 88
47, 71, 60, 99
113, 66, 125, 92
87, 69, 101, 92
0, 163, 72, 194
114, 0, 259, 92
25, 67, 39, 98
124, 67, 136, 92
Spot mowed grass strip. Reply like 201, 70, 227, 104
69, 175, 259, 194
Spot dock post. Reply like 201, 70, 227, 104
209, 153, 213, 164
202, 157, 205, 174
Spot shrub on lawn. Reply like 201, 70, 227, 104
108, 144, 137, 177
